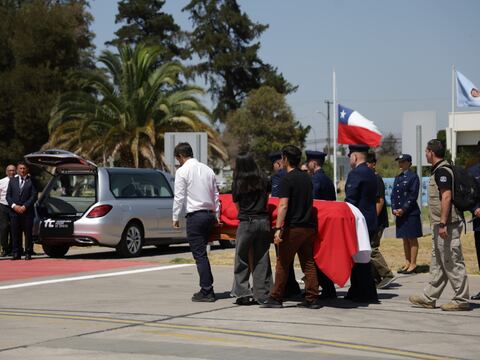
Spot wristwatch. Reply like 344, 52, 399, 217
439, 222, 446, 228
274, 227, 283, 231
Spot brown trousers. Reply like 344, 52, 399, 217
271, 227, 319, 302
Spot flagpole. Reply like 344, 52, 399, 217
451, 65, 456, 163
333, 68, 337, 190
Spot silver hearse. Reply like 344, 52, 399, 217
26, 150, 186, 258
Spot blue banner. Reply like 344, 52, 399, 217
384, 177, 428, 207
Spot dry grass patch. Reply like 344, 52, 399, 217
380, 231, 479, 275
198, 232, 479, 275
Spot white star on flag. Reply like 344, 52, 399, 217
340, 110, 346, 119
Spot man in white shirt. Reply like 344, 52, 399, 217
172, 142, 219, 302
0, 164, 16, 256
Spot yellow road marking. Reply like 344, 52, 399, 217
0, 310, 456, 360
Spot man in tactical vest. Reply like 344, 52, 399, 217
409, 139, 470, 311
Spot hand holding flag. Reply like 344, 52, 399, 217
337, 104, 382, 147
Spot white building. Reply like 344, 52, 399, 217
446, 111, 480, 162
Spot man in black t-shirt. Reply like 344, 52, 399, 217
366, 153, 395, 289
261, 145, 320, 309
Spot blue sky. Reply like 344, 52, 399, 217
89, 0, 480, 148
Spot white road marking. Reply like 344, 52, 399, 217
0, 264, 194, 290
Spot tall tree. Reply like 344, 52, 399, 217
226, 86, 309, 172
183, 0, 296, 123
378, 132, 400, 156
110, 0, 188, 62
0, 0, 94, 165
47, 44, 227, 169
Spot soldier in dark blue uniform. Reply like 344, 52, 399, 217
306, 150, 336, 201
344, 145, 378, 302
269, 151, 301, 297
468, 142, 480, 300
305, 150, 337, 298
391, 154, 423, 274
269, 152, 286, 198
366, 153, 395, 289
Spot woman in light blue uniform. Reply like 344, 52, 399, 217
391, 154, 423, 274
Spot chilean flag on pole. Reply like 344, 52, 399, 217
337, 104, 382, 147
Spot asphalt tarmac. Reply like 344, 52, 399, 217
0, 245, 479, 360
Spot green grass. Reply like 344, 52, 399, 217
169, 257, 195, 264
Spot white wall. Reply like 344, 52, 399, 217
446, 111, 480, 161
164, 132, 208, 174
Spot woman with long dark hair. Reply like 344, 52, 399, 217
231, 153, 272, 305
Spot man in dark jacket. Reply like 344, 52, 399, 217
306, 150, 337, 298
468, 141, 480, 300
306, 150, 336, 201
6, 162, 37, 260
269, 152, 286, 198
366, 153, 395, 289
344, 145, 378, 302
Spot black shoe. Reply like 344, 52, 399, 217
191, 291, 216, 302
318, 292, 337, 300
403, 267, 417, 274
235, 297, 256, 306
283, 290, 303, 301
297, 298, 323, 309
259, 297, 283, 308
11, 253, 21, 260
24, 254, 32, 261
471, 292, 480, 300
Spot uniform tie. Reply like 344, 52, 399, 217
20, 177, 25, 189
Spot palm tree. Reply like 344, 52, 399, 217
46, 43, 227, 168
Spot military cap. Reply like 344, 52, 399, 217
305, 150, 327, 162
347, 144, 370, 156
395, 154, 412, 162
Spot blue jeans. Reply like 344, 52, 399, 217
186, 211, 215, 294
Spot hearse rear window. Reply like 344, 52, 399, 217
109, 172, 173, 198
43, 173, 96, 216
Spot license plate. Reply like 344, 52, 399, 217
40, 218, 74, 237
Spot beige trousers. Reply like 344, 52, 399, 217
423, 223, 469, 304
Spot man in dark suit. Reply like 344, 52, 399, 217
305, 150, 337, 299
306, 150, 336, 201
344, 145, 378, 302
6, 161, 38, 260
269, 152, 286, 198
0, 164, 16, 256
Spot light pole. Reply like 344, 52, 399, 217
316, 110, 330, 156
310, 127, 318, 150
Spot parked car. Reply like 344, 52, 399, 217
26, 149, 187, 258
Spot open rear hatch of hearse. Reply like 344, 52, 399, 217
25, 150, 98, 238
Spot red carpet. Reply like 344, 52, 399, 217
0, 258, 154, 282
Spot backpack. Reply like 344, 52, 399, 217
440, 163, 480, 212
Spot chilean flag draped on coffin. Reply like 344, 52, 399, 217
337, 104, 382, 147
